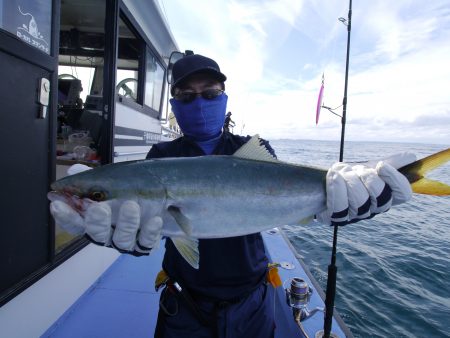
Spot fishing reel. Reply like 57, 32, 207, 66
285, 277, 323, 322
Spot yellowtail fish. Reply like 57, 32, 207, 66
48, 136, 450, 268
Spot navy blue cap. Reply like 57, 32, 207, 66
171, 54, 227, 94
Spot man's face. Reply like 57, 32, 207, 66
169, 72, 227, 139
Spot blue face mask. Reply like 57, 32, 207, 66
170, 94, 228, 141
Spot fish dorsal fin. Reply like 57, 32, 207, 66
233, 134, 278, 163
171, 237, 199, 269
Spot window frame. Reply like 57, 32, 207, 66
116, 13, 144, 105
144, 47, 166, 114
116, 4, 167, 120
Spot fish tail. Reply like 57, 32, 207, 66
399, 148, 450, 196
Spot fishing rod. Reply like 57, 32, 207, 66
323, 0, 352, 337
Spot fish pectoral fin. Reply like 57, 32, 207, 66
171, 237, 199, 269
167, 205, 193, 236
232, 134, 279, 163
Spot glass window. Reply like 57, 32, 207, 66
54, 0, 106, 254
1, 0, 52, 54
144, 50, 165, 111
116, 69, 138, 100
116, 16, 141, 102
58, 65, 95, 103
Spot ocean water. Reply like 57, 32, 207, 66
269, 139, 450, 338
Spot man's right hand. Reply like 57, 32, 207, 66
50, 200, 163, 256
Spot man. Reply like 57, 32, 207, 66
223, 112, 235, 133
50, 54, 412, 338
148, 54, 277, 338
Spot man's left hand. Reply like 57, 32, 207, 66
316, 155, 414, 226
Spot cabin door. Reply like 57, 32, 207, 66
0, 1, 58, 302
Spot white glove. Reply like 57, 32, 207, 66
50, 200, 163, 255
50, 164, 163, 255
317, 154, 414, 226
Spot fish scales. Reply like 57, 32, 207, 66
152, 156, 327, 238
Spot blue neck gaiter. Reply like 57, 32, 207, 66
170, 94, 228, 142
195, 133, 222, 155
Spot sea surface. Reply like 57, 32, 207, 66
269, 139, 450, 338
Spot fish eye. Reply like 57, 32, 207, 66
88, 191, 107, 202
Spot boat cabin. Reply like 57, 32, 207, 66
1, 0, 177, 315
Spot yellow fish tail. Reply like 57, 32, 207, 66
399, 148, 450, 196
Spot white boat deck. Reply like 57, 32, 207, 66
41, 230, 352, 337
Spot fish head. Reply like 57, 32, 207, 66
48, 161, 167, 219
48, 166, 118, 215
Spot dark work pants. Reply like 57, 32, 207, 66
154, 283, 275, 338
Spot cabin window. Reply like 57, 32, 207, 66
58, 65, 95, 102
144, 50, 165, 111
0, 0, 52, 54
116, 16, 142, 102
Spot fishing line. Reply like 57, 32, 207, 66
327, 18, 339, 71
322, 2, 348, 112
160, 0, 169, 23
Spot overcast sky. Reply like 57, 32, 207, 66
158, 0, 450, 145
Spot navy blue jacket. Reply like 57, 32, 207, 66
147, 132, 275, 301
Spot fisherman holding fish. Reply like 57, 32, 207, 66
49, 54, 417, 338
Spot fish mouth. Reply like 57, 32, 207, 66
47, 191, 94, 215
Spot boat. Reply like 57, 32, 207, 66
0, 1, 352, 337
